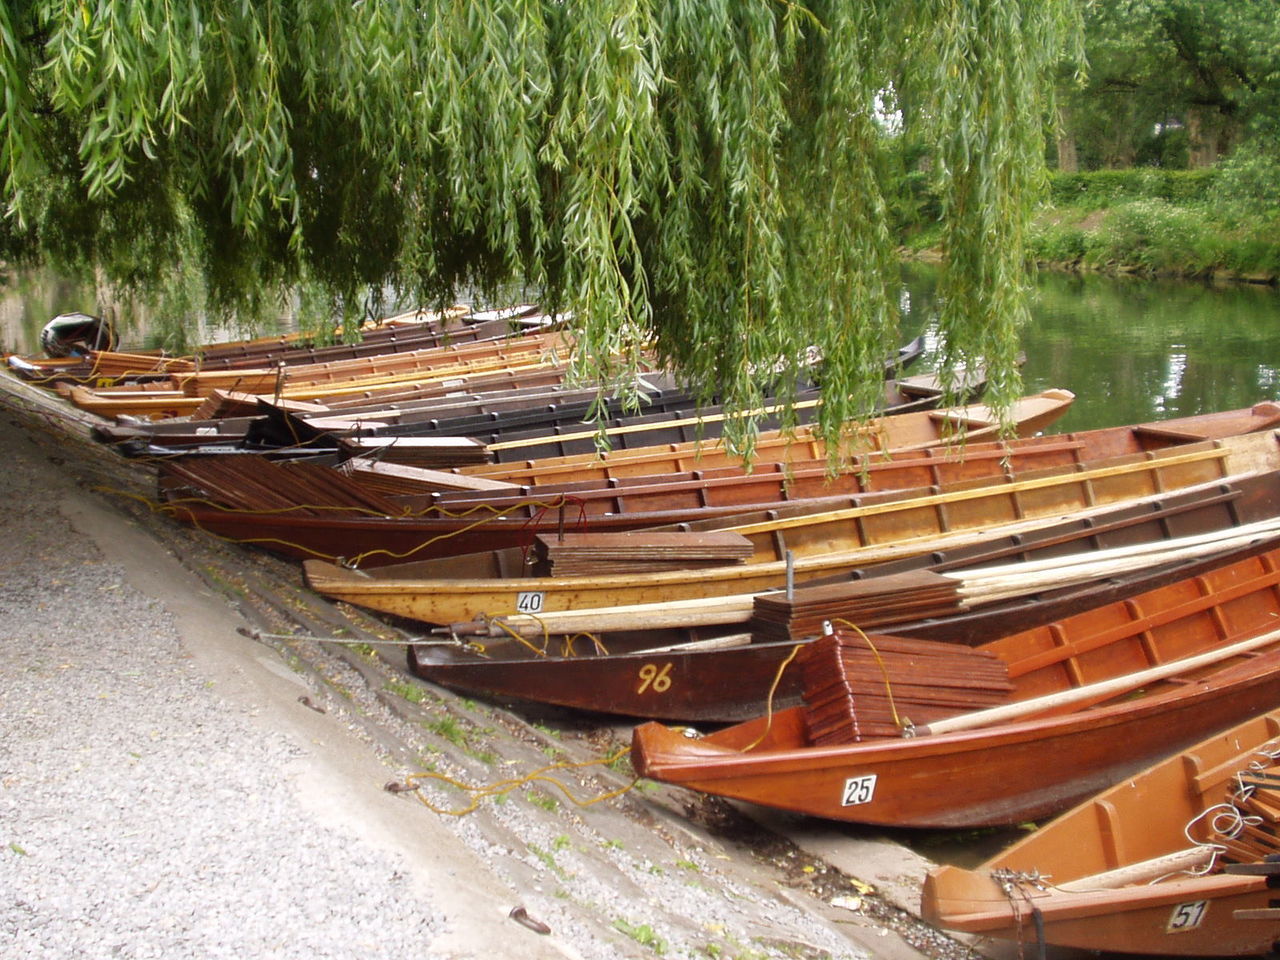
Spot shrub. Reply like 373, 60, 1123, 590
1084, 199, 1203, 272
1211, 143, 1280, 223
1028, 220, 1088, 263
1048, 169, 1216, 209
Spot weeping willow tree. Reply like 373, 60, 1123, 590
0, 0, 1081, 457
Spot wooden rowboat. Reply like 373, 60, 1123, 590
629, 543, 1280, 829
159, 386, 1084, 563
302, 428, 1280, 624
922, 709, 1280, 956
451, 389, 1076, 485
406, 473, 1280, 720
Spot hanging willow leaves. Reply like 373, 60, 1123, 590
0, 0, 1081, 459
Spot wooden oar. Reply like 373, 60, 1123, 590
914, 626, 1280, 737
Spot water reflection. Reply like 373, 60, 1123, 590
903, 264, 1280, 432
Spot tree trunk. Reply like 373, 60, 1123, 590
1055, 106, 1078, 173
1186, 107, 1218, 169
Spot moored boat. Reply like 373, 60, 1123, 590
922, 709, 1280, 956
406, 472, 1280, 720
629, 542, 1280, 828
452, 389, 1076, 484
301, 427, 1280, 622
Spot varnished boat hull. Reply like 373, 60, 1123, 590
303, 432, 1278, 624
922, 711, 1280, 955
629, 546, 1280, 828
406, 481, 1280, 720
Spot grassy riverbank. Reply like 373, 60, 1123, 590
901, 155, 1280, 284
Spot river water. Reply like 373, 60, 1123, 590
903, 263, 1280, 432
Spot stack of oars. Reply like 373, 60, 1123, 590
797, 628, 1013, 744
534, 531, 755, 575
159, 456, 405, 516
1214, 760, 1280, 863
190, 390, 329, 421
752, 519, 1280, 642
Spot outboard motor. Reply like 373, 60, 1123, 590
39, 313, 118, 358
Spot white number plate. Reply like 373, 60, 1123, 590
516, 591, 545, 614
1167, 900, 1208, 932
841, 774, 877, 806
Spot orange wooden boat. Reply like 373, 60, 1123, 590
163, 386, 1092, 566
452, 389, 1076, 485
922, 709, 1280, 956
629, 542, 1280, 829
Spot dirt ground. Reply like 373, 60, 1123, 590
1, 370, 1034, 960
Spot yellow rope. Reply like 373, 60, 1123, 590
400, 746, 637, 817
740, 642, 805, 753
480, 614, 549, 657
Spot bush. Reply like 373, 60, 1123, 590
1084, 199, 1203, 272
1211, 143, 1280, 222
1028, 221, 1088, 263
1047, 169, 1217, 209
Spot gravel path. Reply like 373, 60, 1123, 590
0, 378, 988, 960
0, 421, 458, 959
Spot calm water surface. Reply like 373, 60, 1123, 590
903, 263, 1280, 432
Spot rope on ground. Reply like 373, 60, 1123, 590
388, 745, 638, 817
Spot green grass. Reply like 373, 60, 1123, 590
384, 679, 427, 704
425, 715, 465, 744
613, 919, 667, 955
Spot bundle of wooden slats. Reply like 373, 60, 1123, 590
335, 435, 491, 468
1213, 759, 1280, 864
341, 458, 520, 495
753, 570, 964, 641
534, 531, 755, 575
188, 391, 331, 422
158, 456, 405, 516
798, 629, 1013, 744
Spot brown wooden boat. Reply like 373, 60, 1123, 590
405, 473, 1280, 721
7, 305, 476, 384
922, 709, 1280, 956
301, 428, 1280, 625
628, 543, 1280, 829
62, 329, 579, 419
452, 389, 1076, 485
157, 386, 1080, 562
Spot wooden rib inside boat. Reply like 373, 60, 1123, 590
922, 709, 1280, 956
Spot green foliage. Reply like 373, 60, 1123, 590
1211, 142, 1280, 221
613, 918, 667, 955
1084, 200, 1202, 271
384, 679, 427, 704
0, 0, 1083, 454
1057, 1, 1280, 171
1027, 221, 1088, 263
1047, 170, 1217, 208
